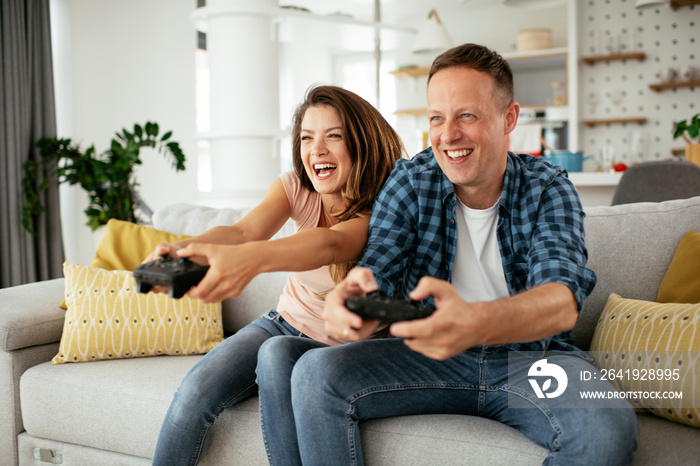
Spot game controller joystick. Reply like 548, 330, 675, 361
345, 291, 435, 323
133, 254, 209, 299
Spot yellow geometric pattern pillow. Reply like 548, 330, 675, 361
589, 293, 700, 428
59, 219, 192, 310
54, 262, 223, 364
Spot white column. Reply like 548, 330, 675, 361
195, 0, 281, 207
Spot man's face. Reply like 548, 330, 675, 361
427, 66, 519, 208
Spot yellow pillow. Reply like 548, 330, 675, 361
59, 219, 192, 309
54, 262, 223, 364
657, 230, 700, 304
91, 218, 192, 270
589, 293, 700, 428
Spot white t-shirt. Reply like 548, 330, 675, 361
451, 199, 509, 302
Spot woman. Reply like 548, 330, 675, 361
149, 85, 404, 466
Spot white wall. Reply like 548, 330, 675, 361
52, 0, 197, 264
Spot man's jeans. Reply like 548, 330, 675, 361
151, 310, 308, 466
258, 337, 639, 466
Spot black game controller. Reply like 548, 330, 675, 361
345, 291, 435, 323
133, 254, 210, 299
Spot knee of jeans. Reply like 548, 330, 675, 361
290, 350, 344, 408
556, 407, 639, 463
168, 372, 221, 423
257, 338, 287, 380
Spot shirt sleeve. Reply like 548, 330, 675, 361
525, 172, 597, 312
357, 161, 418, 299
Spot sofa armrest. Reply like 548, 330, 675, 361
0, 278, 66, 352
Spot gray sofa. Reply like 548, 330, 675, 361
3, 196, 700, 465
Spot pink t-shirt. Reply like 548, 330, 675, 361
275, 171, 351, 345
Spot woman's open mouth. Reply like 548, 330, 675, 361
314, 163, 337, 179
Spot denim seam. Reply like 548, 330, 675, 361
346, 403, 359, 466
346, 382, 481, 403
191, 381, 258, 464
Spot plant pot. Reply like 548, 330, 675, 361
686, 143, 700, 167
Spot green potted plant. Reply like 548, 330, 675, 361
23, 121, 186, 234
672, 112, 700, 166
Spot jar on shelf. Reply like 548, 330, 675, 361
550, 81, 566, 106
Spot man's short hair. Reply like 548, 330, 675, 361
428, 43, 514, 112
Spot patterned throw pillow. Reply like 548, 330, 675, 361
53, 262, 223, 364
59, 219, 192, 309
589, 293, 700, 428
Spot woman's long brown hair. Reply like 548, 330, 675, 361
291, 85, 405, 283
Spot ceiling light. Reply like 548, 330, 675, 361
410, 9, 453, 55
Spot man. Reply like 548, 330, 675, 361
260, 43, 639, 465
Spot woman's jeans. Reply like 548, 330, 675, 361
151, 310, 310, 466
258, 337, 640, 466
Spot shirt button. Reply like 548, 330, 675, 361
450, 219, 455, 224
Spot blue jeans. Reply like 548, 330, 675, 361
151, 310, 309, 466
258, 338, 639, 466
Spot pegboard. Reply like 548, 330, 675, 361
578, 0, 698, 169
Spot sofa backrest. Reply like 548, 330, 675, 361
574, 195, 700, 350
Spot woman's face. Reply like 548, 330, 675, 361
300, 105, 353, 196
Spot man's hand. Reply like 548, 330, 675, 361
323, 267, 382, 341
390, 276, 480, 360
390, 278, 579, 361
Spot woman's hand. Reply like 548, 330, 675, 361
323, 267, 382, 341
177, 242, 262, 303
141, 242, 183, 295
142, 242, 181, 264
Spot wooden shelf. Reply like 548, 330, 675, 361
583, 117, 648, 127
390, 66, 430, 78
649, 80, 700, 92
396, 105, 567, 117
581, 52, 646, 66
394, 108, 427, 117
672, 148, 686, 156
390, 48, 568, 77
670, 0, 700, 10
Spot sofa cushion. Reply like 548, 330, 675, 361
590, 293, 700, 428
20, 356, 204, 459
575, 196, 700, 351
20, 356, 548, 465
152, 203, 294, 238
152, 203, 252, 236
657, 230, 700, 304
54, 262, 223, 364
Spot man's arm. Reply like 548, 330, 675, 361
391, 278, 578, 360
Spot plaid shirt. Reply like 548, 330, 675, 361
358, 148, 596, 351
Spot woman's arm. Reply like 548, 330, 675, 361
144, 178, 292, 262
182, 216, 369, 302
